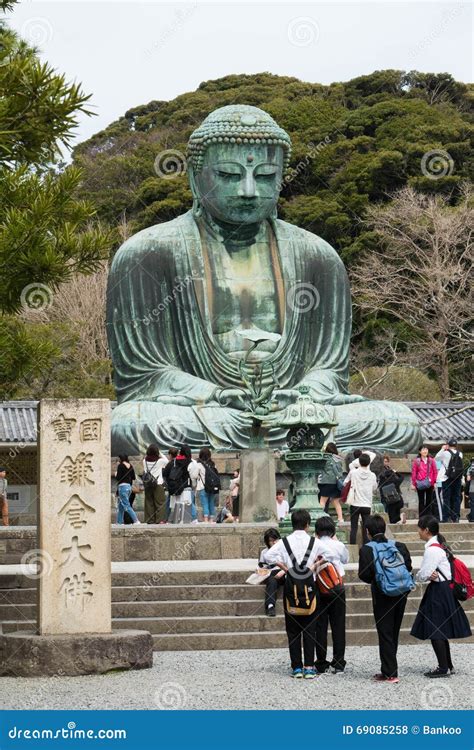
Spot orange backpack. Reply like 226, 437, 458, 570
316, 561, 344, 597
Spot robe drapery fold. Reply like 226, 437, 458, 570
106, 211, 421, 454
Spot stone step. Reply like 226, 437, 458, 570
150, 628, 474, 651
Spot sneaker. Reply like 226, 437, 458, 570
315, 666, 331, 674
332, 667, 345, 674
303, 668, 317, 680
133, 520, 141, 525
400, 512, 407, 524
291, 668, 303, 679
191, 519, 199, 525
449, 668, 456, 675
373, 674, 399, 683
266, 605, 276, 618
385, 677, 400, 684
424, 668, 450, 678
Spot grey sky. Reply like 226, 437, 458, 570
7, 1, 473, 147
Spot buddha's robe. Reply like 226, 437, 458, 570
107, 210, 420, 454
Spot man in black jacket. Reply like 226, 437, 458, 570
358, 514, 412, 683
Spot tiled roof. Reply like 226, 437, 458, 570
0, 401, 38, 444
404, 402, 474, 442
0, 400, 472, 445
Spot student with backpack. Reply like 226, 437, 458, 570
163, 445, 199, 524
313, 516, 349, 674
196, 447, 221, 523
411, 516, 472, 677
411, 445, 438, 518
358, 514, 413, 683
435, 439, 464, 523
264, 510, 320, 679
142, 444, 168, 524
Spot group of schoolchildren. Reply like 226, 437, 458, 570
258, 509, 472, 681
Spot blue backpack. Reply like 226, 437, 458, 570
367, 540, 415, 597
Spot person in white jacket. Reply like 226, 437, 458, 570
346, 453, 378, 545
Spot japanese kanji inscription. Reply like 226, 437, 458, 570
38, 399, 111, 635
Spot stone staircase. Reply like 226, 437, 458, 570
1, 523, 474, 651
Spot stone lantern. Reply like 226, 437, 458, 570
276, 387, 339, 534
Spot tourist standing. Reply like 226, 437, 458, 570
0, 468, 8, 527
314, 516, 349, 674
115, 455, 140, 525
358, 514, 413, 683
346, 453, 378, 545
411, 516, 471, 676
196, 447, 220, 522
275, 489, 289, 520
411, 445, 437, 518
465, 459, 474, 522
165, 448, 178, 519
378, 455, 405, 525
264, 510, 319, 679
229, 469, 240, 520
259, 528, 285, 617
348, 449, 376, 471
318, 443, 345, 523
164, 445, 199, 524
142, 444, 168, 524
435, 439, 464, 523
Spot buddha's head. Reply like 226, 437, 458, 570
187, 105, 291, 225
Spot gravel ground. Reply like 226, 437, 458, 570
2, 644, 473, 711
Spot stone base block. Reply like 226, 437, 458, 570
0, 629, 153, 677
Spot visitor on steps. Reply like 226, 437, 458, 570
313, 516, 349, 674
358, 514, 412, 684
346, 453, 378, 545
196, 447, 220, 522
165, 448, 178, 518
378, 455, 405, 525
216, 495, 235, 523
259, 528, 286, 616
264, 510, 319, 679
275, 489, 289, 520
464, 458, 474, 523
410, 516, 472, 677
115, 455, 140, 525
142, 444, 168, 524
411, 445, 437, 518
435, 439, 464, 523
318, 442, 345, 523
348, 449, 376, 472
163, 445, 199, 524
0, 468, 8, 527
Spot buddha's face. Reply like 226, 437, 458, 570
194, 143, 284, 225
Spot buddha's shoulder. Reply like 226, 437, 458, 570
111, 212, 193, 266
274, 219, 342, 260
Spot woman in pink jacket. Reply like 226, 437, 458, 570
411, 445, 438, 519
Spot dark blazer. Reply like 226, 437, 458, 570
359, 535, 412, 586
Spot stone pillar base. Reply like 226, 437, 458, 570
0, 630, 153, 677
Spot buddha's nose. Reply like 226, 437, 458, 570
239, 172, 257, 199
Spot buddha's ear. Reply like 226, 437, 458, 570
188, 164, 202, 218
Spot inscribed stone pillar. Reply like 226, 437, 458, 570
239, 449, 277, 524
38, 399, 111, 635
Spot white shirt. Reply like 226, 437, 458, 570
276, 499, 289, 520
435, 448, 463, 472
142, 457, 168, 485
348, 450, 376, 473
313, 535, 349, 577
416, 535, 451, 583
264, 530, 319, 569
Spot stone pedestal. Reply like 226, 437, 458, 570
0, 630, 153, 677
240, 449, 277, 524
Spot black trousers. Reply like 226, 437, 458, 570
417, 487, 434, 518
284, 608, 317, 670
350, 506, 371, 545
372, 588, 408, 678
387, 500, 403, 524
315, 590, 346, 671
265, 570, 285, 610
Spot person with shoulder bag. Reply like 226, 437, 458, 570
378, 455, 406, 525
142, 444, 168, 524
411, 516, 472, 677
264, 510, 320, 679
313, 516, 349, 674
115, 455, 140, 525
318, 443, 345, 523
163, 444, 195, 524
411, 445, 437, 518
435, 439, 464, 523
358, 514, 413, 683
